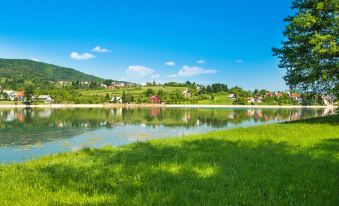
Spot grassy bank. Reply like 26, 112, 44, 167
0, 115, 338, 205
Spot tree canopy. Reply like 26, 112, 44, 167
273, 0, 338, 97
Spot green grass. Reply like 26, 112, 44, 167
80, 86, 187, 98
197, 93, 234, 104
0, 115, 338, 205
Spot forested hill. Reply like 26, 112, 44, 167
0, 58, 104, 82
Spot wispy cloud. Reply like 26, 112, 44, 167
235, 59, 243, 63
92, 46, 111, 53
31, 58, 38, 62
197, 59, 206, 64
126, 65, 154, 77
70, 52, 95, 60
169, 65, 217, 77
165, 61, 175, 66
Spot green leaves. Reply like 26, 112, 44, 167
273, 0, 338, 97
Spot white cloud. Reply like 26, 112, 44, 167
176, 65, 217, 77
151, 74, 160, 78
92, 46, 111, 53
235, 59, 243, 63
165, 61, 175, 66
70, 52, 95, 60
167, 74, 177, 78
197, 59, 206, 64
126, 65, 154, 77
31, 58, 38, 61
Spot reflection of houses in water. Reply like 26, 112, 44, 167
182, 112, 191, 123
196, 119, 200, 126
37, 109, 52, 118
149, 108, 161, 117
1, 110, 27, 122
16, 113, 25, 122
289, 111, 302, 121
246, 109, 255, 117
227, 112, 235, 119
5, 110, 16, 122
111, 108, 123, 116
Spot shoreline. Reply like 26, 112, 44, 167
0, 103, 336, 109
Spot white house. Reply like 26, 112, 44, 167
321, 95, 335, 106
2, 90, 17, 101
247, 97, 255, 103
38, 95, 53, 103
111, 96, 122, 103
228, 94, 236, 99
182, 89, 191, 97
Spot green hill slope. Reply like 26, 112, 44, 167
0, 58, 104, 82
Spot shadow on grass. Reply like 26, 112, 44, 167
35, 138, 339, 206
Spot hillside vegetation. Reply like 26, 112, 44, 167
0, 58, 103, 84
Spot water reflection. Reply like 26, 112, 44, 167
0, 107, 335, 163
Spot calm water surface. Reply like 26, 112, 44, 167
0, 107, 335, 163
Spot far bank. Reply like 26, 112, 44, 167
0, 103, 337, 109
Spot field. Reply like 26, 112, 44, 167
196, 92, 234, 104
0, 114, 338, 205
80, 86, 187, 97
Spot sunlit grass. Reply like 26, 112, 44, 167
0, 114, 338, 205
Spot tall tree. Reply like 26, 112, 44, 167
273, 0, 338, 97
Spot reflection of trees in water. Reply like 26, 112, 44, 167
0, 107, 333, 129
0, 107, 334, 146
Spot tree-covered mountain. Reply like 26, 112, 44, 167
0, 58, 104, 83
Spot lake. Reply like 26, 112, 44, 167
0, 107, 335, 163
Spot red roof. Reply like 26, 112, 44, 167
16, 91, 25, 97
290, 93, 300, 97
150, 95, 161, 100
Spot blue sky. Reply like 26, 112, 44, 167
0, 0, 293, 90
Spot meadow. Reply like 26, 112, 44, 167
0, 114, 338, 205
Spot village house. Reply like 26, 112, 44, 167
264, 92, 273, 97
289, 93, 301, 102
149, 95, 161, 104
247, 97, 255, 103
111, 96, 122, 103
16, 91, 25, 101
274, 92, 283, 98
255, 96, 263, 103
321, 95, 335, 106
182, 89, 191, 97
2, 90, 17, 101
228, 94, 236, 99
38, 95, 53, 103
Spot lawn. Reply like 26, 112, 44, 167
80, 86, 187, 98
197, 93, 234, 104
0, 114, 338, 205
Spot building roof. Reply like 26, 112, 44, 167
150, 95, 161, 100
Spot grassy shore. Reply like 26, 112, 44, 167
0, 115, 338, 205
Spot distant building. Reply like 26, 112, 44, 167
38, 95, 53, 103
107, 85, 115, 90
111, 96, 122, 103
2, 90, 16, 101
255, 96, 263, 103
247, 97, 255, 103
228, 94, 236, 99
321, 95, 335, 106
149, 95, 161, 104
182, 89, 191, 97
16, 91, 25, 101
290, 93, 301, 102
